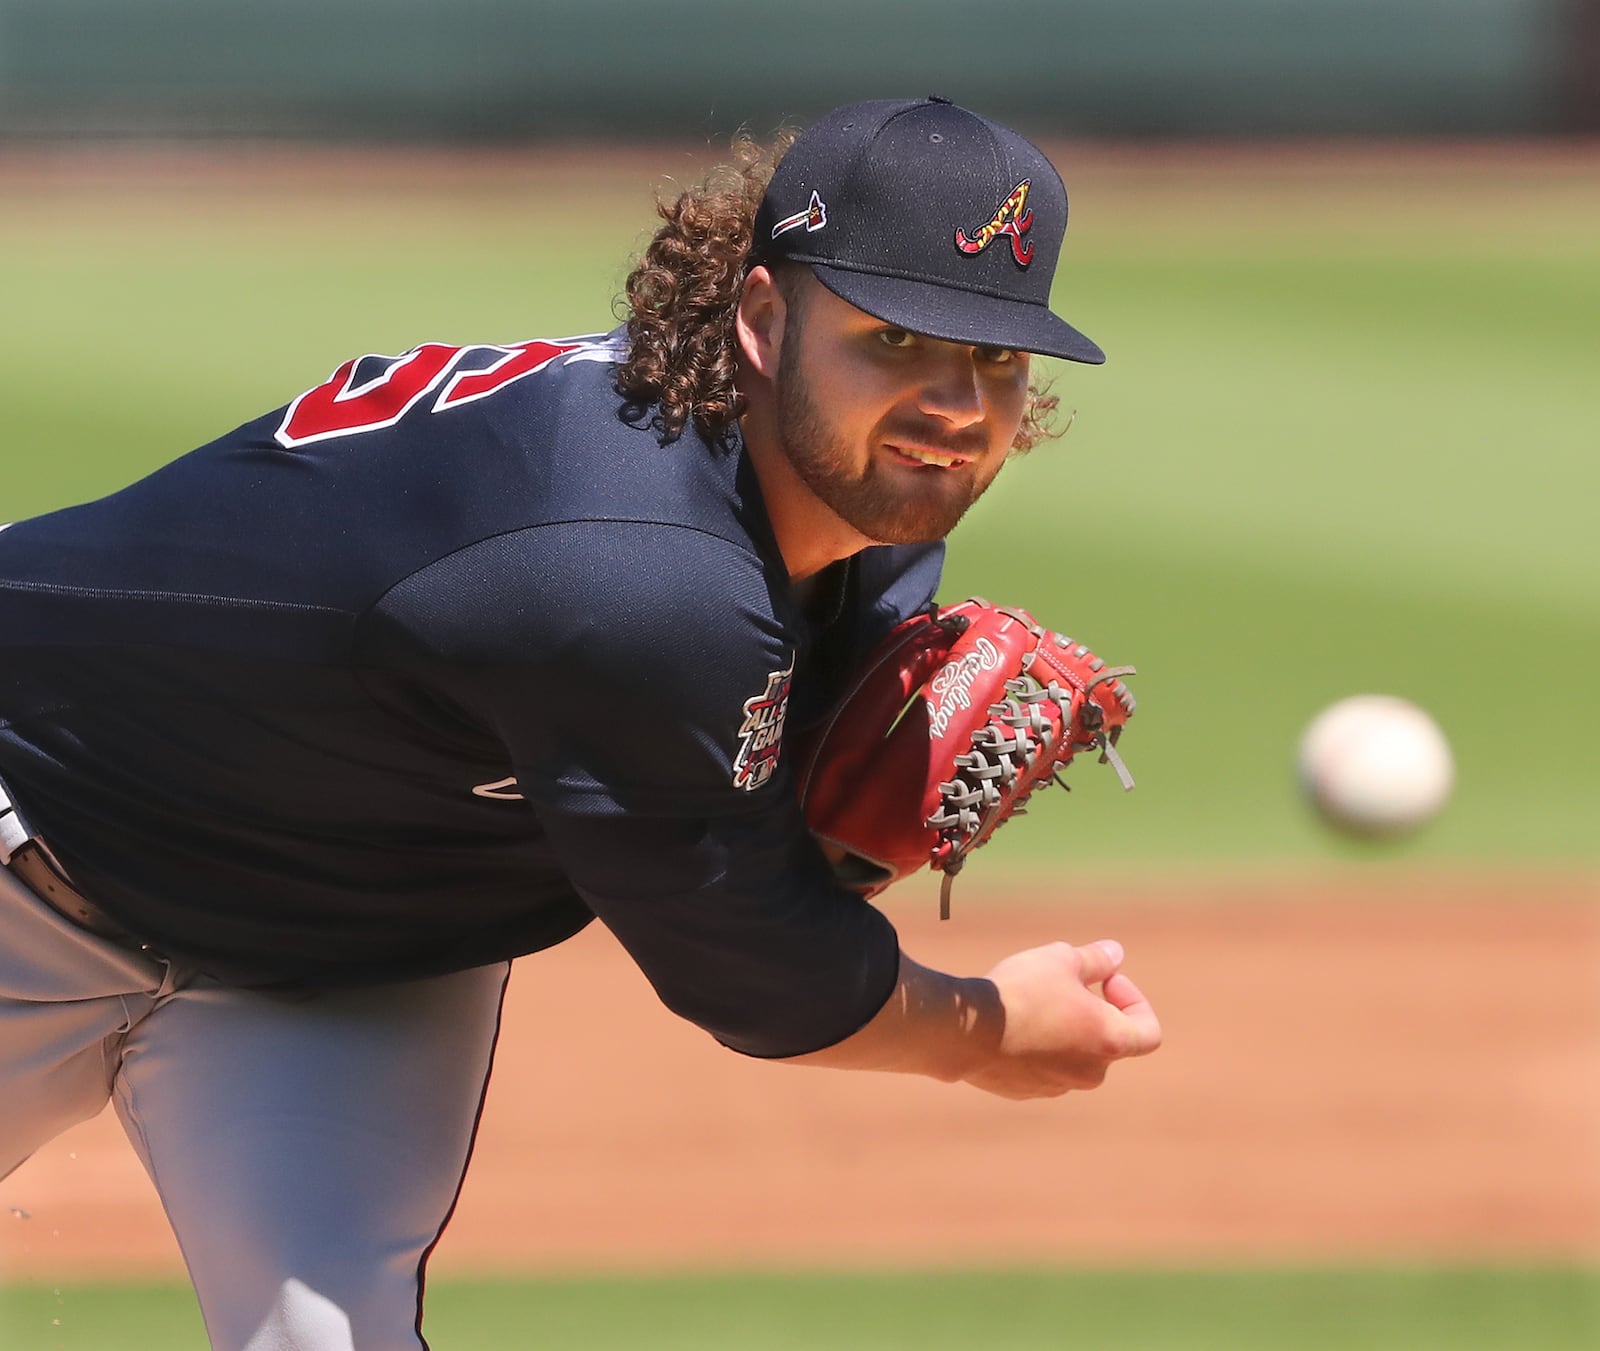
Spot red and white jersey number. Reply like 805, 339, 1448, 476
274, 335, 616, 448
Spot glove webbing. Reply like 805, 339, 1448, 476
926, 666, 1138, 920
928, 679, 1069, 919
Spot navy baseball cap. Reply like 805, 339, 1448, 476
751, 96, 1104, 364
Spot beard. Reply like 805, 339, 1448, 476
772, 345, 995, 546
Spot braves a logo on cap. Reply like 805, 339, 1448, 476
955, 180, 1034, 267
771, 190, 828, 240
732, 656, 794, 791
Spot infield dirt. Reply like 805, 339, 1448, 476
3, 877, 1596, 1281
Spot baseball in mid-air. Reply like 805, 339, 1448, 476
1297, 694, 1454, 837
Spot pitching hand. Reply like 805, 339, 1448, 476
961, 939, 1162, 1100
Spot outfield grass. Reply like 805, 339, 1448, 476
2, 1267, 1596, 1350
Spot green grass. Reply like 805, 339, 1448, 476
2, 1267, 1595, 1350
1, 151, 1596, 867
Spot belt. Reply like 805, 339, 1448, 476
1, 778, 135, 944
7, 840, 136, 943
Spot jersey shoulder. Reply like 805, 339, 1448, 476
0, 327, 772, 625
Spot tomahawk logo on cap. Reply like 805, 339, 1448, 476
771, 190, 828, 240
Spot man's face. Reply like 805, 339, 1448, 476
771, 275, 1032, 546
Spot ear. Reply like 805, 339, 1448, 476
735, 265, 787, 381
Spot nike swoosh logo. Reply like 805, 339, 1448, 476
471, 776, 523, 801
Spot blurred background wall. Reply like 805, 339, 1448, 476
0, 0, 1596, 143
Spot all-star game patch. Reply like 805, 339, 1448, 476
732, 656, 794, 791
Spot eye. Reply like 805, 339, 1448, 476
975, 345, 1021, 366
877, 328, 916, 349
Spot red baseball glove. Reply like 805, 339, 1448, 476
793, 599, 1137, 917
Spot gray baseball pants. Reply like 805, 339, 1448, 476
0, 862, 511, 1349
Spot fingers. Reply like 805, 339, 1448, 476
1072, 938, 1124, 987
1074, 939, 1162, 1058
1103, 971, 1163, 1057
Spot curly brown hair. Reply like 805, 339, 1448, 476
615, 131, 1062, 451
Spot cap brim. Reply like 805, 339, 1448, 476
810, 263, 1106, 365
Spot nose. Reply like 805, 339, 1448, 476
915, 349, 987, 429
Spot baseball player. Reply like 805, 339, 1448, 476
0, 97, 1161, 1349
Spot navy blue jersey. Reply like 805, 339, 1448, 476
0, 330, 943, 1056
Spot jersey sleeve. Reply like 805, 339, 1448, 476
362, 520, 903, 1056
534, 792, 902, 1057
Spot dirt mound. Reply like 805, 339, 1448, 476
4, 879, 1596, 1280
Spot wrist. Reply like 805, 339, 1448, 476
777, 952, 1003, 1082
889, 959, 1004, 1083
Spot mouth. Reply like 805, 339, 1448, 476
885, 443, 974, 470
